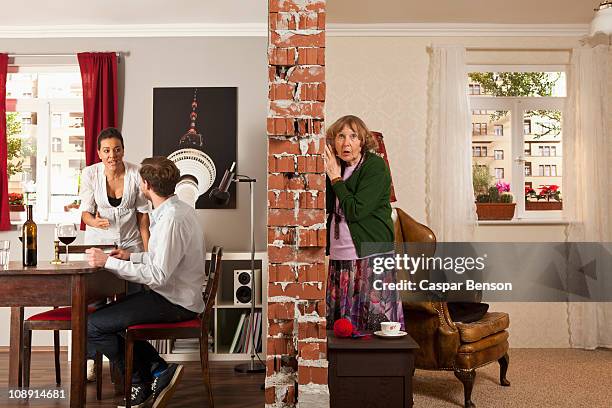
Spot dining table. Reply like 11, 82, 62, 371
0, 260, 126, 407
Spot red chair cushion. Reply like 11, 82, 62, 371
26, 306, 97, 322
128, 318, 201, 330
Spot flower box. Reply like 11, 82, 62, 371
9, 204, 26, 222
525, 201, 562, 211
476, 203, 516, 220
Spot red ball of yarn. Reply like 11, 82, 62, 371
333, 318, 353, 338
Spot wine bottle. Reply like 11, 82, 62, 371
22, 204, 37, 266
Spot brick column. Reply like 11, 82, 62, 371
266, 1, 329, 407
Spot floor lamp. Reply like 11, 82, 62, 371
210, 164, 265, 373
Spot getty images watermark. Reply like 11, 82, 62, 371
371, 253, 513, 293
362, 242, 612, 302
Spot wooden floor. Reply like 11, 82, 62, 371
0, 352, 265, 407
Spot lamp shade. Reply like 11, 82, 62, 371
590, 2, 612, 36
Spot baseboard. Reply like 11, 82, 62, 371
0, 346, 69, 353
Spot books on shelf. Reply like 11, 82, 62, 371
229, 311, 263, 354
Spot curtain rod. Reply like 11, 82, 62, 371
7, 52, 126, 61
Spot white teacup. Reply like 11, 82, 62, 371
380, 321, 401, 335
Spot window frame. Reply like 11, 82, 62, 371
7, 65, 84, 223
468, 65, 566, 221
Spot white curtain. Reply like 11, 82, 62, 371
563, 45, 612, 349
426, 45, 477, 242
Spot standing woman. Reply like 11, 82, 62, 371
324, 115, 404, 331
80, 127, 150, 280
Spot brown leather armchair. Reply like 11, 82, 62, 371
394, 208, 510, 408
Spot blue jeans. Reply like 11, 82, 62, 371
87, 290, 197, 383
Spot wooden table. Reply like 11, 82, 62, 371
0, 261, 125, 407
327, 330, 419, 408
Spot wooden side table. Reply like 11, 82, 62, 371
327, 330, 419, 408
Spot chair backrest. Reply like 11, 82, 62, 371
202, 246, 223, 322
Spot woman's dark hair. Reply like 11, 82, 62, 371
97, 127, 124, 150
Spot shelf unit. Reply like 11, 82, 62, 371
163, 251, 267, 362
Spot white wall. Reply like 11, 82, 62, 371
0, 36, 267, 346
327, 35, 611, 347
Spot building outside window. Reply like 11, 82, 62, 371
494, 150, 504, 160
6, 66, 85, 222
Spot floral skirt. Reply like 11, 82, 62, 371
326, 254, 405, 332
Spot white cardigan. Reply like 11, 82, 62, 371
79, 161, 150, 251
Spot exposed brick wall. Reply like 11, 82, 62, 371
266, 0, 329, 407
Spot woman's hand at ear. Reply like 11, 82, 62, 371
324, 144, 342, 180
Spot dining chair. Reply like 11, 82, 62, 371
22, 244, 120, 400
123, 246, 223, 408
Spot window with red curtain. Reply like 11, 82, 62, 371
77, 52, 118, 230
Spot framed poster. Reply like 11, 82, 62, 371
153, 87, 237, 209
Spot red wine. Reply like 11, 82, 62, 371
22, 205, 37, 266
58, 236, 76, 245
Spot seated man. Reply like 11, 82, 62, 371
86, 156, 205, 408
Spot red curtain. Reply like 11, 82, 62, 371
77, 52, 118, 166
77, 52, 118, 230
0, 54, 10, 230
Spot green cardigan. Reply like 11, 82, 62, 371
326, 152, 395, 258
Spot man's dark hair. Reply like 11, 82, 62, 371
97, 127, 125, 150
140, 156, 181, 197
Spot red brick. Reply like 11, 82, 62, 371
269, 137, 324, 155
296, 247, 326, 264
269, 101, 324, 119
268, 302, 295, 320
305, 173, 325, 191
268, 191, 295, 209
297, 365, 327, 385
268, 155, 296, 173
269, 82, 296, 100
269, 209, 325, 227
271, 31, 325, 48
296, 155, 324, 173
298, 191, 324, 209
269, 282, 302, 298
269, 47, 296, 66
299, 341, 327, 360
317, 12, 326, 30
297, 300, 326, 316
268, 245, 295, 263
268, 173, 306, 190
298, 263, 326, 283
268, 264, 296, 283
317, 48, 325, 65
269, 0, 325, 13
267, 336, 296, 355
267, 118, 295, 136
297, 48, 321, 65
284, 384, 296, 404
265, 386, 275, 404
287, 66, 325, 83
298, 12, 319, 30
301, 282, 326, 300
268, 226, 296, 245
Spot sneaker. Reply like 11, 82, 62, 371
117, 383, 153, 408
86, 359, 96, 382
150, 364, 184, 408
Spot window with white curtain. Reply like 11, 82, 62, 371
6, 65, 84, 222
468, 67, 566, 219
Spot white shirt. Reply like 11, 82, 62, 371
104, 195, 206, 313
79, 161, 150, 251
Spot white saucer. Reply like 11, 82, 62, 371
374, 330, 407, 338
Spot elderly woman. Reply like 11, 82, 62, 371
324, 115, 404, 331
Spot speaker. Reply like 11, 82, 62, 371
234, 270, 252, 305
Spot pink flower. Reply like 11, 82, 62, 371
495, 182, 510, 193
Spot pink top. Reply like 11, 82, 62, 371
329, 163, 359, 260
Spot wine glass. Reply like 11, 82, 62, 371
56, 223, 77, 264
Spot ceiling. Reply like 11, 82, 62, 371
327, 0, 602, 24
0, 0, 601, 26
